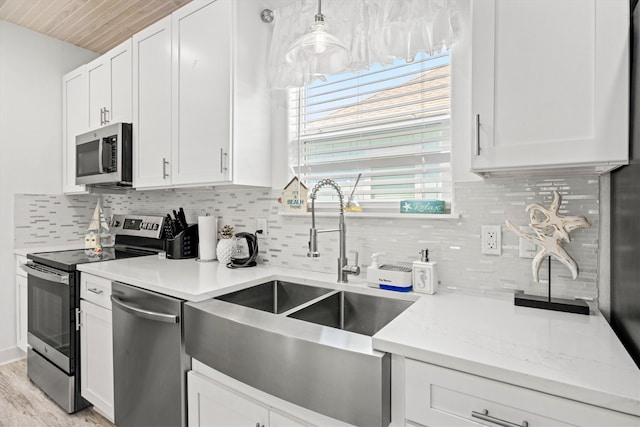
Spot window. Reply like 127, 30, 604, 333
289, 51, 452, 214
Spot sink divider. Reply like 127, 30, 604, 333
278, 289, 341, 318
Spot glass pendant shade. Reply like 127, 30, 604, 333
285, 9, 352, 76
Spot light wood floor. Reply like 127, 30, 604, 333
0, 359, 113, 427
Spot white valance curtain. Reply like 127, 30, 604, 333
267, 0, 461, 88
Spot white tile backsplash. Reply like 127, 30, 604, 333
14, 175, 600, 301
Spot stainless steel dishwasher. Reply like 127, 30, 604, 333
111, 282, 190, 427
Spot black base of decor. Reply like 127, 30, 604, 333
514, 293, 590, 315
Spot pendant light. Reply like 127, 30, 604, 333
285, 0, 352, 76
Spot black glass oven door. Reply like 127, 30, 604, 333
25, 264, 75, 374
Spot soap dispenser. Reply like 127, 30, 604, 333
413, 249, 437, 294
366, 252, 385, 288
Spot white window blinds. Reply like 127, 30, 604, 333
289, 52, 452, 213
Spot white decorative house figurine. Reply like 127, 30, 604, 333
85, 199, 111, 256
506, 190, 590, 282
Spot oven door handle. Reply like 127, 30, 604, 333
21, 263, 69, 285
111, 296, 179, 324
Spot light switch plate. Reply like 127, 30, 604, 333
518, 226, 538, 259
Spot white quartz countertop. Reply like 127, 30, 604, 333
76, 255, 640, 417
373, 292, 640, 417
76, 255, 364, 302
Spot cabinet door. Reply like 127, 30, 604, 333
80, 300, 114, 422
15, 275, 27, 353
133, 16, 173, 189
62, 66, 88, 194
171, 0, 231, 186
471, 0, 628, 174
107, 39, 132, 125
188, 371, 268, 427
88, 39, 132, 129
87, 57, 109, 129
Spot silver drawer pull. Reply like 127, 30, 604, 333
88, 287, 104, 295
471, 409, 528, 427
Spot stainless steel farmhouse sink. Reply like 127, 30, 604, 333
288, 290, 414, 337
184, 280, 416, 427
215, 280, 333, 314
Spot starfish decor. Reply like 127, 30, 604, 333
506, 191, 590, 282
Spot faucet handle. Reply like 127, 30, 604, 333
342, 250, 360, 276
349, 250, 359, 267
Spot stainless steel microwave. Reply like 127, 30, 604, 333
76, 122, 132, 186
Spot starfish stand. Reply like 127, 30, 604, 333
514, 256, 589, 315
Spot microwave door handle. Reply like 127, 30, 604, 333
98, 138, 104, 173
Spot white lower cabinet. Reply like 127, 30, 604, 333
188, 361, 351, 427
79, 273, 114, 422
15, 255, 28, 353
404, 359, 639, 427
188, 371, 270, 427
187, 371, 311, 427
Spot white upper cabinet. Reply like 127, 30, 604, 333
171, 0, 232, 185
132, 16, 173, 189
87, 39, 132, 129
133, 0, 272, 190
471, 0, 629, 176
62, 66, 88, 194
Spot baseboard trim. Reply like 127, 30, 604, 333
0, 347, 26, 366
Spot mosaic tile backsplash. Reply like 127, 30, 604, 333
14, 175, 600, 300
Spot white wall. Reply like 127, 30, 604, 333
0, 21, 97, 363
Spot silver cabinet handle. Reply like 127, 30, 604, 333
475, 113, 481, 156
103, 107, 110, 125
162, 157, 170, 179
471, 409, 528, 427
21, 263, 69, 285
100, 107, 104, 126
220, 148, 228, 173
88, 287, 104, 295
111, 295, 179, 323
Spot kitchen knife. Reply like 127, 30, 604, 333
177, 207, 188, 229
173, 210, 184, 234
164, 214, 175, 239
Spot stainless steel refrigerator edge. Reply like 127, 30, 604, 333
611, 0, 640, 369
111, 282, 190, 426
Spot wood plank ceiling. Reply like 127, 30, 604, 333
0, 0, 192, 54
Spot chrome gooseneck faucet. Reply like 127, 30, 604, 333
308, 179, 360, 283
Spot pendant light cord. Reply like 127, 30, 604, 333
315, 0, 323, 22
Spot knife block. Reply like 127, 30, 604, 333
165, 224, 199, 259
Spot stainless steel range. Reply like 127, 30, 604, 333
21, 214, 165, 413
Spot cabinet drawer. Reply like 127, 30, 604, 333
405, 359, 638, 427
80, 273, 112, 309
16, 255, 28, 278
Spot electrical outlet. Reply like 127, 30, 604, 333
481, 225, 502, 255
256, 217, 268, 236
